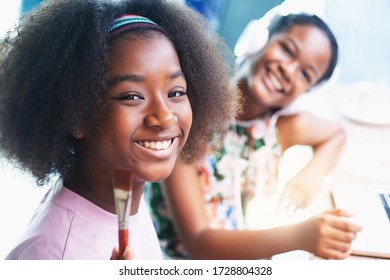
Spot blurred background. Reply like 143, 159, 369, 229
184, 0, 390, 87
2, 0, 390, 87
1, 0, 390, 259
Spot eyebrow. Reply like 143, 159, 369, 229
107, 70, 185, 87
285, 36, 320, 81
169, 70, 185, 80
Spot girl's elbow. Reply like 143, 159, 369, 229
335, 125, 347, 146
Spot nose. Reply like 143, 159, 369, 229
144, 98, 177, 129
279, 61, 299, 83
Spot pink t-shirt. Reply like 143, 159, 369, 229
5, 181, 163, 260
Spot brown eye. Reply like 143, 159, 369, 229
280, 42, 293, 57
301, 70, 312, 83
115, 92, 143, 101
168, 91, 186, 98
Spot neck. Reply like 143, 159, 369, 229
65, 158, 144, 215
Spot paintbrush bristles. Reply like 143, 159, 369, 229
113, 168, 133, 191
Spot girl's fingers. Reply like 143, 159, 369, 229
122, 246, 133, 260
110, 247, 120, 260
111, 246, 133, 260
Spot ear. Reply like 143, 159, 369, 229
71, 128, 85, 139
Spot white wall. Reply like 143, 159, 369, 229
325, 0, 390, 87
0, 159, 48, 259
284, 0, 326, 15
0, 1, 21, 38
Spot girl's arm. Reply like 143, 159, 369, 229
163, 158, 360, 259
276, 112, 346, 209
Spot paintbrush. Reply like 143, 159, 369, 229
112, 168, 133, 257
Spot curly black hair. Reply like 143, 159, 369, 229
0, 0, 239, 185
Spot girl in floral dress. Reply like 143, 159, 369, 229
147, 8, 362, 260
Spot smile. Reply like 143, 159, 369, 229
268, 72, 283, 91
136, 139, 173, 150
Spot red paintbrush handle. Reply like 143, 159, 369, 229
119, 229, 128, 256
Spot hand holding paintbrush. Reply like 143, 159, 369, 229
113, 168, 133, 258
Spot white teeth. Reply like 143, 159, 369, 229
269, 73, 282, 91
138, 139, 172, 150
162, 140, 170, 149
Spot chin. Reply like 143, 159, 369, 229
251, 81, 268, 101
137, 166, 175, 183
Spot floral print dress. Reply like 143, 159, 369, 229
146, 112, 282, 259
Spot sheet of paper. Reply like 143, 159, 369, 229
337, 139, 390, 182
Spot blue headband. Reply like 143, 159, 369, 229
108, 14, 164, 41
